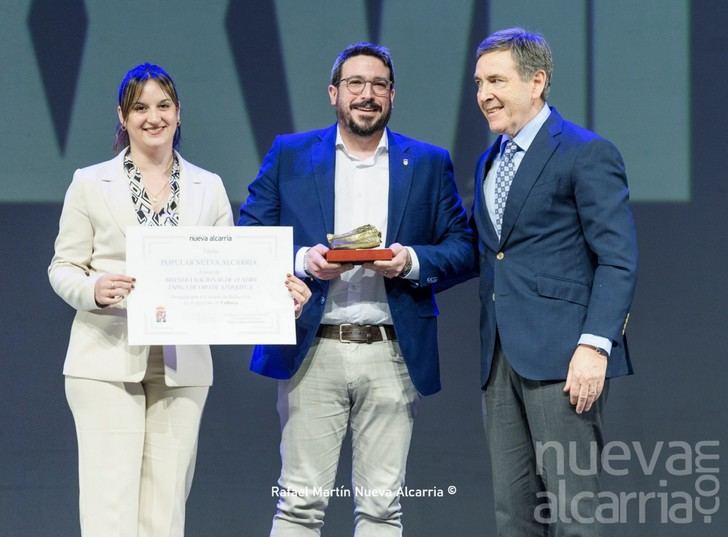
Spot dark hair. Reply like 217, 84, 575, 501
476, 27, 553, 99
113, 63, 181, 153
330, 42, 395, 87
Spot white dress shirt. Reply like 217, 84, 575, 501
294, 128, 420, 325
324, 129, 392, 324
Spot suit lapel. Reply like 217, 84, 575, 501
474, 141, 500, 249
386, 130, 414, 245
178, 154, 204, 225
499, 110, 562, 246
311, 126, 337, 234
100, 151, 137, 236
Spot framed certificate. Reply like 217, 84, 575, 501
126, 226, 295, 345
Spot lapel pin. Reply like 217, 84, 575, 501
402, 158, 409, 166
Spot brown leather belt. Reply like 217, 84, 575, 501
317, 324, 396, 344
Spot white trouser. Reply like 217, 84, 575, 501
270, 337, 420, 537
65, 346, 208, 537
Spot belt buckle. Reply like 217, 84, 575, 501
338, 323, 353, 343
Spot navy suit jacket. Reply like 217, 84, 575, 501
240, 125, 474, 395
472, 107, 638, 388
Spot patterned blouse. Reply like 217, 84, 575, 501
124, 151, 180, 226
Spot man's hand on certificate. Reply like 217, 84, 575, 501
304, 244, 354, 280
95, 273, 135, 307
286, 274, 311, 319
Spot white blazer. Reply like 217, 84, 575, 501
49, 150, 234, 386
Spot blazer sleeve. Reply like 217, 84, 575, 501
573, 138, 638, 341
238, 137, 311, 259
238, 136, 282, 228
210, 172, 234, 227
410, 150, 475, 287
48, 172, 103, 312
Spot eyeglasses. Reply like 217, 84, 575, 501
338, 77, 392, 96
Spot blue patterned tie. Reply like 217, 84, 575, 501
493, 140, 519, 237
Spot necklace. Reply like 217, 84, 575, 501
145, 181, 170, 204
143, 159, 174, 204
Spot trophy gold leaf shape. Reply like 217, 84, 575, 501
327, 224, 382, 250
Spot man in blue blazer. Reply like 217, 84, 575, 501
471, 29, 638, 535
240, 42, 473, 536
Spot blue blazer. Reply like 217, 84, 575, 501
240, 125, 474, 395
471, 108, 638, 387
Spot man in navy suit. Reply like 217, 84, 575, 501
240, 42, 473, 536
471, 28, 638, 535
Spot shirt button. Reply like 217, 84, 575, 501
492, 293, 495, 302
496, 252, 505, 260
320, 296, 326, 304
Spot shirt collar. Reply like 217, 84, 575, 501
123, 151, 180, 191
501, 103, 551, 154
335, 126, 389, 160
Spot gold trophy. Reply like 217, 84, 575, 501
325, 224, 393, 263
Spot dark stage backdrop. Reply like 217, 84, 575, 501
1, 1, 726, 536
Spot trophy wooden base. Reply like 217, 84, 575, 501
326, 249, 393, 264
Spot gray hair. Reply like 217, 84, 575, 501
476, 27, 553, 99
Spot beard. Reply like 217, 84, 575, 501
340, 99, 392, 137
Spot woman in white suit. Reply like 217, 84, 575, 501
49, 63, 310, 537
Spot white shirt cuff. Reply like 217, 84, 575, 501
578, 334, 612, 356
294, 247, 310, 278
401, 247, 420, 280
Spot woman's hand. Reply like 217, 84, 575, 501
94, 273, 135, 307
285, 274, 311, 319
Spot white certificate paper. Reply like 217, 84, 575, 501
126, 226, 294, 345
